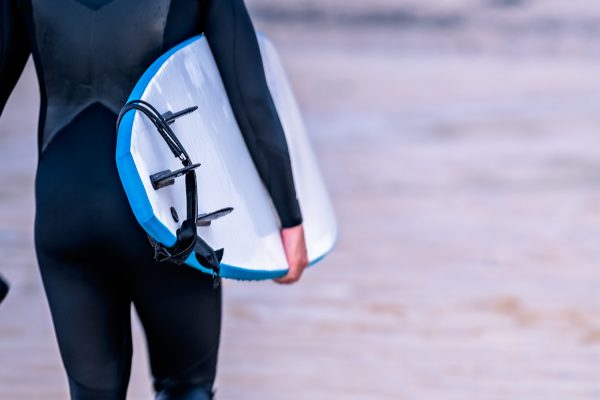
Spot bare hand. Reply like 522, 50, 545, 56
274, 224, 308, 284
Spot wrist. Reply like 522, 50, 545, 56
281, 216, 303, 229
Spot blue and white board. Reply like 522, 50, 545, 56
116, 34, 337, 280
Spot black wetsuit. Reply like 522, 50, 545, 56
0, 0, 302, 399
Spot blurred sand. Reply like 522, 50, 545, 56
3, 1, 600, 399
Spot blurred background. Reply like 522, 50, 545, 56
3, 0, 600, 398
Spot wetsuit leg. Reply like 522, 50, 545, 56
34, 104, 135, 399
127, 241, 221, 400
33, 102, 221, 399
36, 212, 220, 400
35, 251, 133, 400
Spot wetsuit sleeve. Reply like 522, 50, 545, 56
203, 0, 303, 228
0, 0, 31, 118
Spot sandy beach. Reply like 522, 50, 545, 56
3, 1, 600, 398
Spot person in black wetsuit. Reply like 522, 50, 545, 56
0, 0, 309, 398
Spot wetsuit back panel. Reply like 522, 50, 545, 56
32, 0, 172, 151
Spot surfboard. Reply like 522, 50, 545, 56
116, 34, 337, 281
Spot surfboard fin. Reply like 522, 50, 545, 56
150, 163, 201, 190
162, 106, 198, 125
196, 207, 234, 227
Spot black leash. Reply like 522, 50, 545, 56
117, 100, 225, 287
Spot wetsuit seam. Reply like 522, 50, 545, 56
40, 100, 118, 154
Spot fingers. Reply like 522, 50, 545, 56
273, 274, 298, 284
274, 258, 308, 284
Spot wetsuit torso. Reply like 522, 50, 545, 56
0, 0, 302, 398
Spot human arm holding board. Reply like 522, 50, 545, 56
203, 0, 308, 283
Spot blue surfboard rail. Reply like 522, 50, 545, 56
116, 34, 334, 280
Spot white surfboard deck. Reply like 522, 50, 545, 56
116, 34, 337, 280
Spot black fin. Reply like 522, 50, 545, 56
162, 106, 198, 125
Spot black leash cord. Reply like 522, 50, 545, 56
116, 100, 192, 164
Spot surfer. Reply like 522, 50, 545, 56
0, 0, 308, 399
